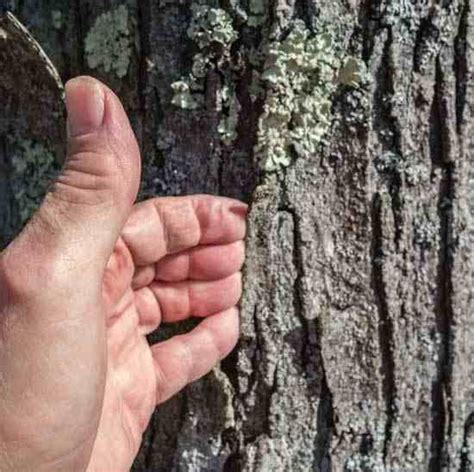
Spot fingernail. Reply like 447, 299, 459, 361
65, 76, 105, 138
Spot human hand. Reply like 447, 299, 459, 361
0, 77, 246, 471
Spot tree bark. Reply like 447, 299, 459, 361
0, 1, 473, 471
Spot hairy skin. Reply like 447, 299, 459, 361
0, 77, 246, 472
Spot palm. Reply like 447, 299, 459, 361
87, 196, 246, 471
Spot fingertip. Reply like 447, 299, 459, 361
65, 76, 105, 137
209, 306, 240, 358
229, 201, 248, 217
65, 76, 141, 207
152, 306, 240, 404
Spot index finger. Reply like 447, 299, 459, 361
121, 195, 247, 266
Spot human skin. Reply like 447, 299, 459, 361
0, 77, 246, 471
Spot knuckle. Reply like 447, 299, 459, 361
0, 238, 70, 305
0, 250, 33, 303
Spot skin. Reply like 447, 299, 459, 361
0, 77, 247, 471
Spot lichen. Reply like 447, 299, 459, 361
375, 151, 429, 186
170, 4, 241, 146
85, 5, 132, 78
51, 10, 63, 30
187, 5, 238, 50
171, 80, 200, 110
170, 8, 366, 160
255, 20, 367, 172
171, 5, 237, 105
414, 210, 439, 249
338, 56, 367, 88
9, 139, 59, 226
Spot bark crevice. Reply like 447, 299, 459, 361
370, 193, 397, 465
428, 56, 455, 472
454, 0, 470, 132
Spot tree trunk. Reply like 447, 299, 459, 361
1, 1, 473, 470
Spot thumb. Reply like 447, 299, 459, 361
5, 76, 141, 284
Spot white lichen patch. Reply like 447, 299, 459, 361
256, 20, 366, 172
375, 151, 429, 186
171, 80, 200, 110
414, 212, 439, 249
85, 5, 132, 78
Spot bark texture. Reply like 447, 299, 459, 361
0, 1, 473, 471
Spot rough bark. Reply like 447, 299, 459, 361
0, 1, 473, 471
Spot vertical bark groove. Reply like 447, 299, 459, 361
454, 0, 470, 132
459, 413, 474, 472
428, 56, 456, 472
370, 193, 397, 465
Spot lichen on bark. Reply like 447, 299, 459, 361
8, 138, 59, 226
85, 4, 132, 78
255, 21, 367, 172
171, 4, 237, 109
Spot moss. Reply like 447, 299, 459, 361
85, 5, 132, 78
9, 139, 59, 226
255, 20, 366, 172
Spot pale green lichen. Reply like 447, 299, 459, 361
187, 5, 238, 50
85, 5, 132, 78
171, 4, 240, 145
9, 139, 59, 226
338, 56, 368, 88
171, 80, 200, 110
51, 10, 63, 30
171, 5, 237, 107
256, 20, 366, 172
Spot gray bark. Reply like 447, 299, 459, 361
0, 1, 473, 471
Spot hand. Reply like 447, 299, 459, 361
0, 77, 246, 471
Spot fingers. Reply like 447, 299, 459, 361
134, 272, 242, 332
155, 240, 245, 282
152, 307, 239, 404
131, 240, 245, 288
3, 76, 141, 294
121, 195, 247, 266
